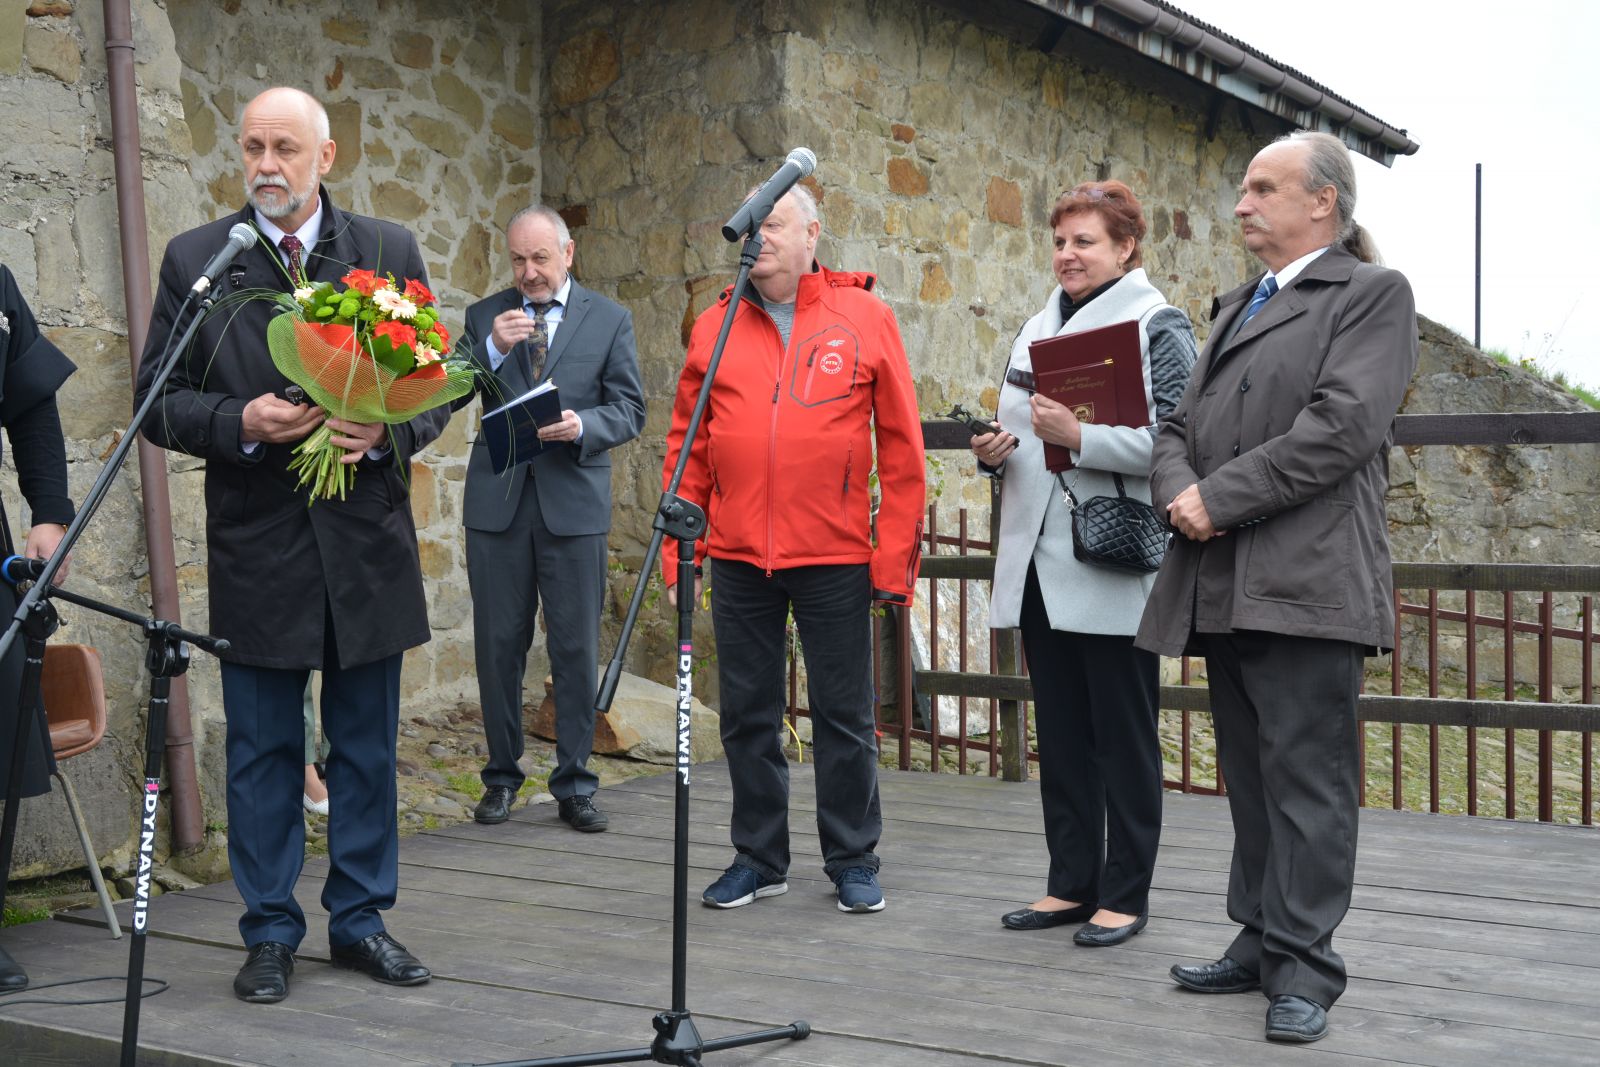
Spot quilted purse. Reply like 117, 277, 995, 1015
1058, 472, 1168, 574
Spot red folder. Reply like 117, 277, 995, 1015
1028, 319, 1147, 472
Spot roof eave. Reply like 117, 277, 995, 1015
1025, 0, 1420, 166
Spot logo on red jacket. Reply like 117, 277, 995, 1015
820, 351, 844, 375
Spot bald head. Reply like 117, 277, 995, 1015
240, 87, 336, 232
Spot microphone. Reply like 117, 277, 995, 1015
1, 555, 46, 586
722, 148, 818, 242
190, 223, 259, 295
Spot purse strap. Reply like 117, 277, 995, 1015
1055, 470, 1130, 510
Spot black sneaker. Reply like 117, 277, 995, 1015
558, 794, 609, 832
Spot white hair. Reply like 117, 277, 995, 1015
507, 204, 571, 245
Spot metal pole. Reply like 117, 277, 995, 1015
104, 0, 204, 853
1474, 163, 1482, 350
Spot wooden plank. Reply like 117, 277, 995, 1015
1392, 410, 1600, 446
1392, 560, 1600, 593
10, 762, 1600, 1067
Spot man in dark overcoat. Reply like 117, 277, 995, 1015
0, 263, 75, 993
135, 87, 444, 1004
1137, 131, 1419, 1043
455, 206, 644, 831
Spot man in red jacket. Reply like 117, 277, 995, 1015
663, 185, 925, 914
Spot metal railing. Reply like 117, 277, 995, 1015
783, 412, 1600, 824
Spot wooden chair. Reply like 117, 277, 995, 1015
41, 643, 121, 938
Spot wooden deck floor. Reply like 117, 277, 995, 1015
3, 761, 1599, 1066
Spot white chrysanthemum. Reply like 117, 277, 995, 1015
372, 288, 418, 320
293, 286, 316, 304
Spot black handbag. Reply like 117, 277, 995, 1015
1058, 472, 1168, 574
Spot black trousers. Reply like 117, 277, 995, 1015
1019, 566, 1162, 915
709, 559, 880, 880
0, 581, 53, 800
1201, 630, 1363, 1009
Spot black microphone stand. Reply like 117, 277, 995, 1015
0, 285, 230, 1066
455, 231, 810, 1067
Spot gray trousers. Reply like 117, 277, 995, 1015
1201, 630, 1363, 1009
467, 483, 604, 800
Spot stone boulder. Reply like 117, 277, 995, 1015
529, 670, 722, 765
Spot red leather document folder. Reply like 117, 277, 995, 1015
1028, 319, 1146, 472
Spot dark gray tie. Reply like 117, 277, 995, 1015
525, 300, 556, 381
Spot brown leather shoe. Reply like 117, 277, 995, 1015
330, 932, 430, 986
233, 941, 294, 1003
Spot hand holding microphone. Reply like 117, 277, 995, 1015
3, 524, 70, 587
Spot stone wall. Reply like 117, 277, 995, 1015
4, 0, 1594, 879
541, 0, 1264, 694
0, 0, 543, 876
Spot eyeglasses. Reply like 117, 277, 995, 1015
1061, 186, 1118, 202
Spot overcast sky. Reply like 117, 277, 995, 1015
1185, 0, 1600, 392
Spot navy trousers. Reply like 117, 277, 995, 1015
220, 650, 402, 949
709, 559, 881, 880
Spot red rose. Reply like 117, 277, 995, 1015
372, 319, 417, 350
342, 269, 384, 296
403, 278, 435, 305
431, 321, 451, 350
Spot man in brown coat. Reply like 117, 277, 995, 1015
1136, 131, 1418, 1043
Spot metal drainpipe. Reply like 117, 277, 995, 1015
103, 0, 204, 854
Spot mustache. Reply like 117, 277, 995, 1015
250, 175, 291, 192
1241, 216, 1272, 234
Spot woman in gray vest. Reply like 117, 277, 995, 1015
972, 181, 1195, 945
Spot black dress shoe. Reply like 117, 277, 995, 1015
1266, 994, 1328, 1043
1073, 910, 1148, 947
1000, 902, 1096, 930
558, 794, 609, 832
233, 941, 294, 1003
1170, 955, 1260, 993
0, 943, 29, 992
330, 931, 430, 986
473, 785, 516, 824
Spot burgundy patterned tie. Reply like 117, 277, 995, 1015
279, 235, 305, 282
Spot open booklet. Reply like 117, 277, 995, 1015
481, 380, 561, 474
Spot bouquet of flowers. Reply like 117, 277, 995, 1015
266, 268, 473, 501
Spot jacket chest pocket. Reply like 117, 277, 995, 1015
789, 326, 858, 407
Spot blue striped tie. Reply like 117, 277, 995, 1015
1238, 275, 1278, 328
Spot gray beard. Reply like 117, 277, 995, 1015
247, 176, 315, 220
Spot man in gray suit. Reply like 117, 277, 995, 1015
1137, 131, 1418, 1044
459, 205, 644, 831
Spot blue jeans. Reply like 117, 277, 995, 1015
709, 559, 881, 879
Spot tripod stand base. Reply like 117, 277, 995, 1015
453, 1011, 810, 1067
